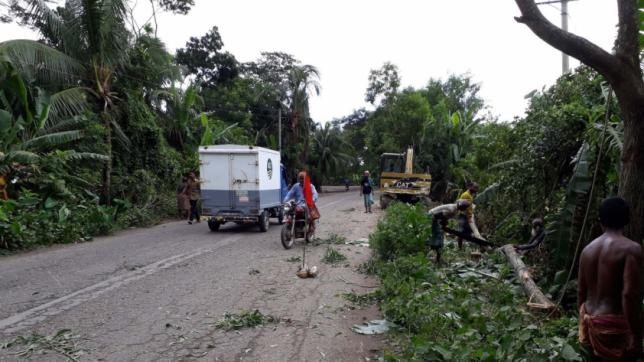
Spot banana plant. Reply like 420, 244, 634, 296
199, 113, 239, 146
548, 142, 592, 270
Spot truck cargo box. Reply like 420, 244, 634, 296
198, 145, 282, 231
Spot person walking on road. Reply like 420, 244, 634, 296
177, 177, 190, 219
359, 170, 375, 213
578, 197, 642, 361
185, 171, 201, 224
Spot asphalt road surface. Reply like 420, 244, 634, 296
0, 190, 383, 361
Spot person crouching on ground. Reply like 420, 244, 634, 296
578, 197, 642, 361
427, 199, 471, 263
360, 170, 375, 213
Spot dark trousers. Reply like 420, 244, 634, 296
189, 199, 200, 221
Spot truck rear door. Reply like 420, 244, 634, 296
230, 153, 258, 211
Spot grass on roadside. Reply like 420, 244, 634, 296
356, 258, 379, 275
321, 247, 347, 265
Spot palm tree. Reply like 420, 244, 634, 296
3, 0, 133, 204
152, 84, 203, 150
312, 123, 354, 183
0, 59, 107, 180
286, 64, 320, 167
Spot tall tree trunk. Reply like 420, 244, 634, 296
513, 0, 644, 244
614, 91, 644, 243
102, 113, 112, 206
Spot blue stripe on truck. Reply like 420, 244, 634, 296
201, 189, 281, 215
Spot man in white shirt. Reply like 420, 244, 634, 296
427, 199, 471, 263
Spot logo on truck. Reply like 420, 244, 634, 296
267, 159, 273, 179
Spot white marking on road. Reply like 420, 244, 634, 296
0, 247, 219, 334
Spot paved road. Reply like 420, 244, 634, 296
0, 191, 383, 361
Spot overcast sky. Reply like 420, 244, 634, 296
0, 0, 618, 123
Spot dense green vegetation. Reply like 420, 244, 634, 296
0, 0, 348, 250
370, 203, 583, 361
1, 1, 641, 359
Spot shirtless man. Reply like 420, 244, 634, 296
578, 197, 642, 361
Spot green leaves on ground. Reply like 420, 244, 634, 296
1, 329, 85, 361
378, 251, 581, 361
341, 291, 379, 309
314, 233, 347, 245
214, 310, 280, 331
370, 205, 582, 361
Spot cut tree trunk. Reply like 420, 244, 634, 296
501, 245, 556, 313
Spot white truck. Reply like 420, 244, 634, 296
198, 145, 284, 232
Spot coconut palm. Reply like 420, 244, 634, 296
152, 84, 203, 150
0, 59, 107, 178
285, 64, 320, 167
312, 123, 354, 183
2, 0, 133, 204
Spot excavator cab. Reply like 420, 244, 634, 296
378, 148, 432, 209
380, 153, 405, 174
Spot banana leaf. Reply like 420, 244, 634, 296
548, 142, 592, 270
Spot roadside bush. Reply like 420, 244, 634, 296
369, 202, 431, 261
0, 190, 113, 250
379, 251, 582, 361
369, 200, 583, 361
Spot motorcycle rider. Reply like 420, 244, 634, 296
283, 171, 319, 221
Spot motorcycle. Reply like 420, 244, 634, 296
280, 200, 314, 249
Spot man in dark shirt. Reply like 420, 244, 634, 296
359, 171, 374, 213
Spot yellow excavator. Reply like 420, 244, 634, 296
379, 147, 432, 209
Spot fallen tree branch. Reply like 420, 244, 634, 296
500, 245, 557, 313
442, 226, 494, 247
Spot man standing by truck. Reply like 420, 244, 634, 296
185, 171, 201, 224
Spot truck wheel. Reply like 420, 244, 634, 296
259, 211, 270, 232
281, 224, 294, 249
208, 219, 220, 232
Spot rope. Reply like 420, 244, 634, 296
548, 87, 613, 317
